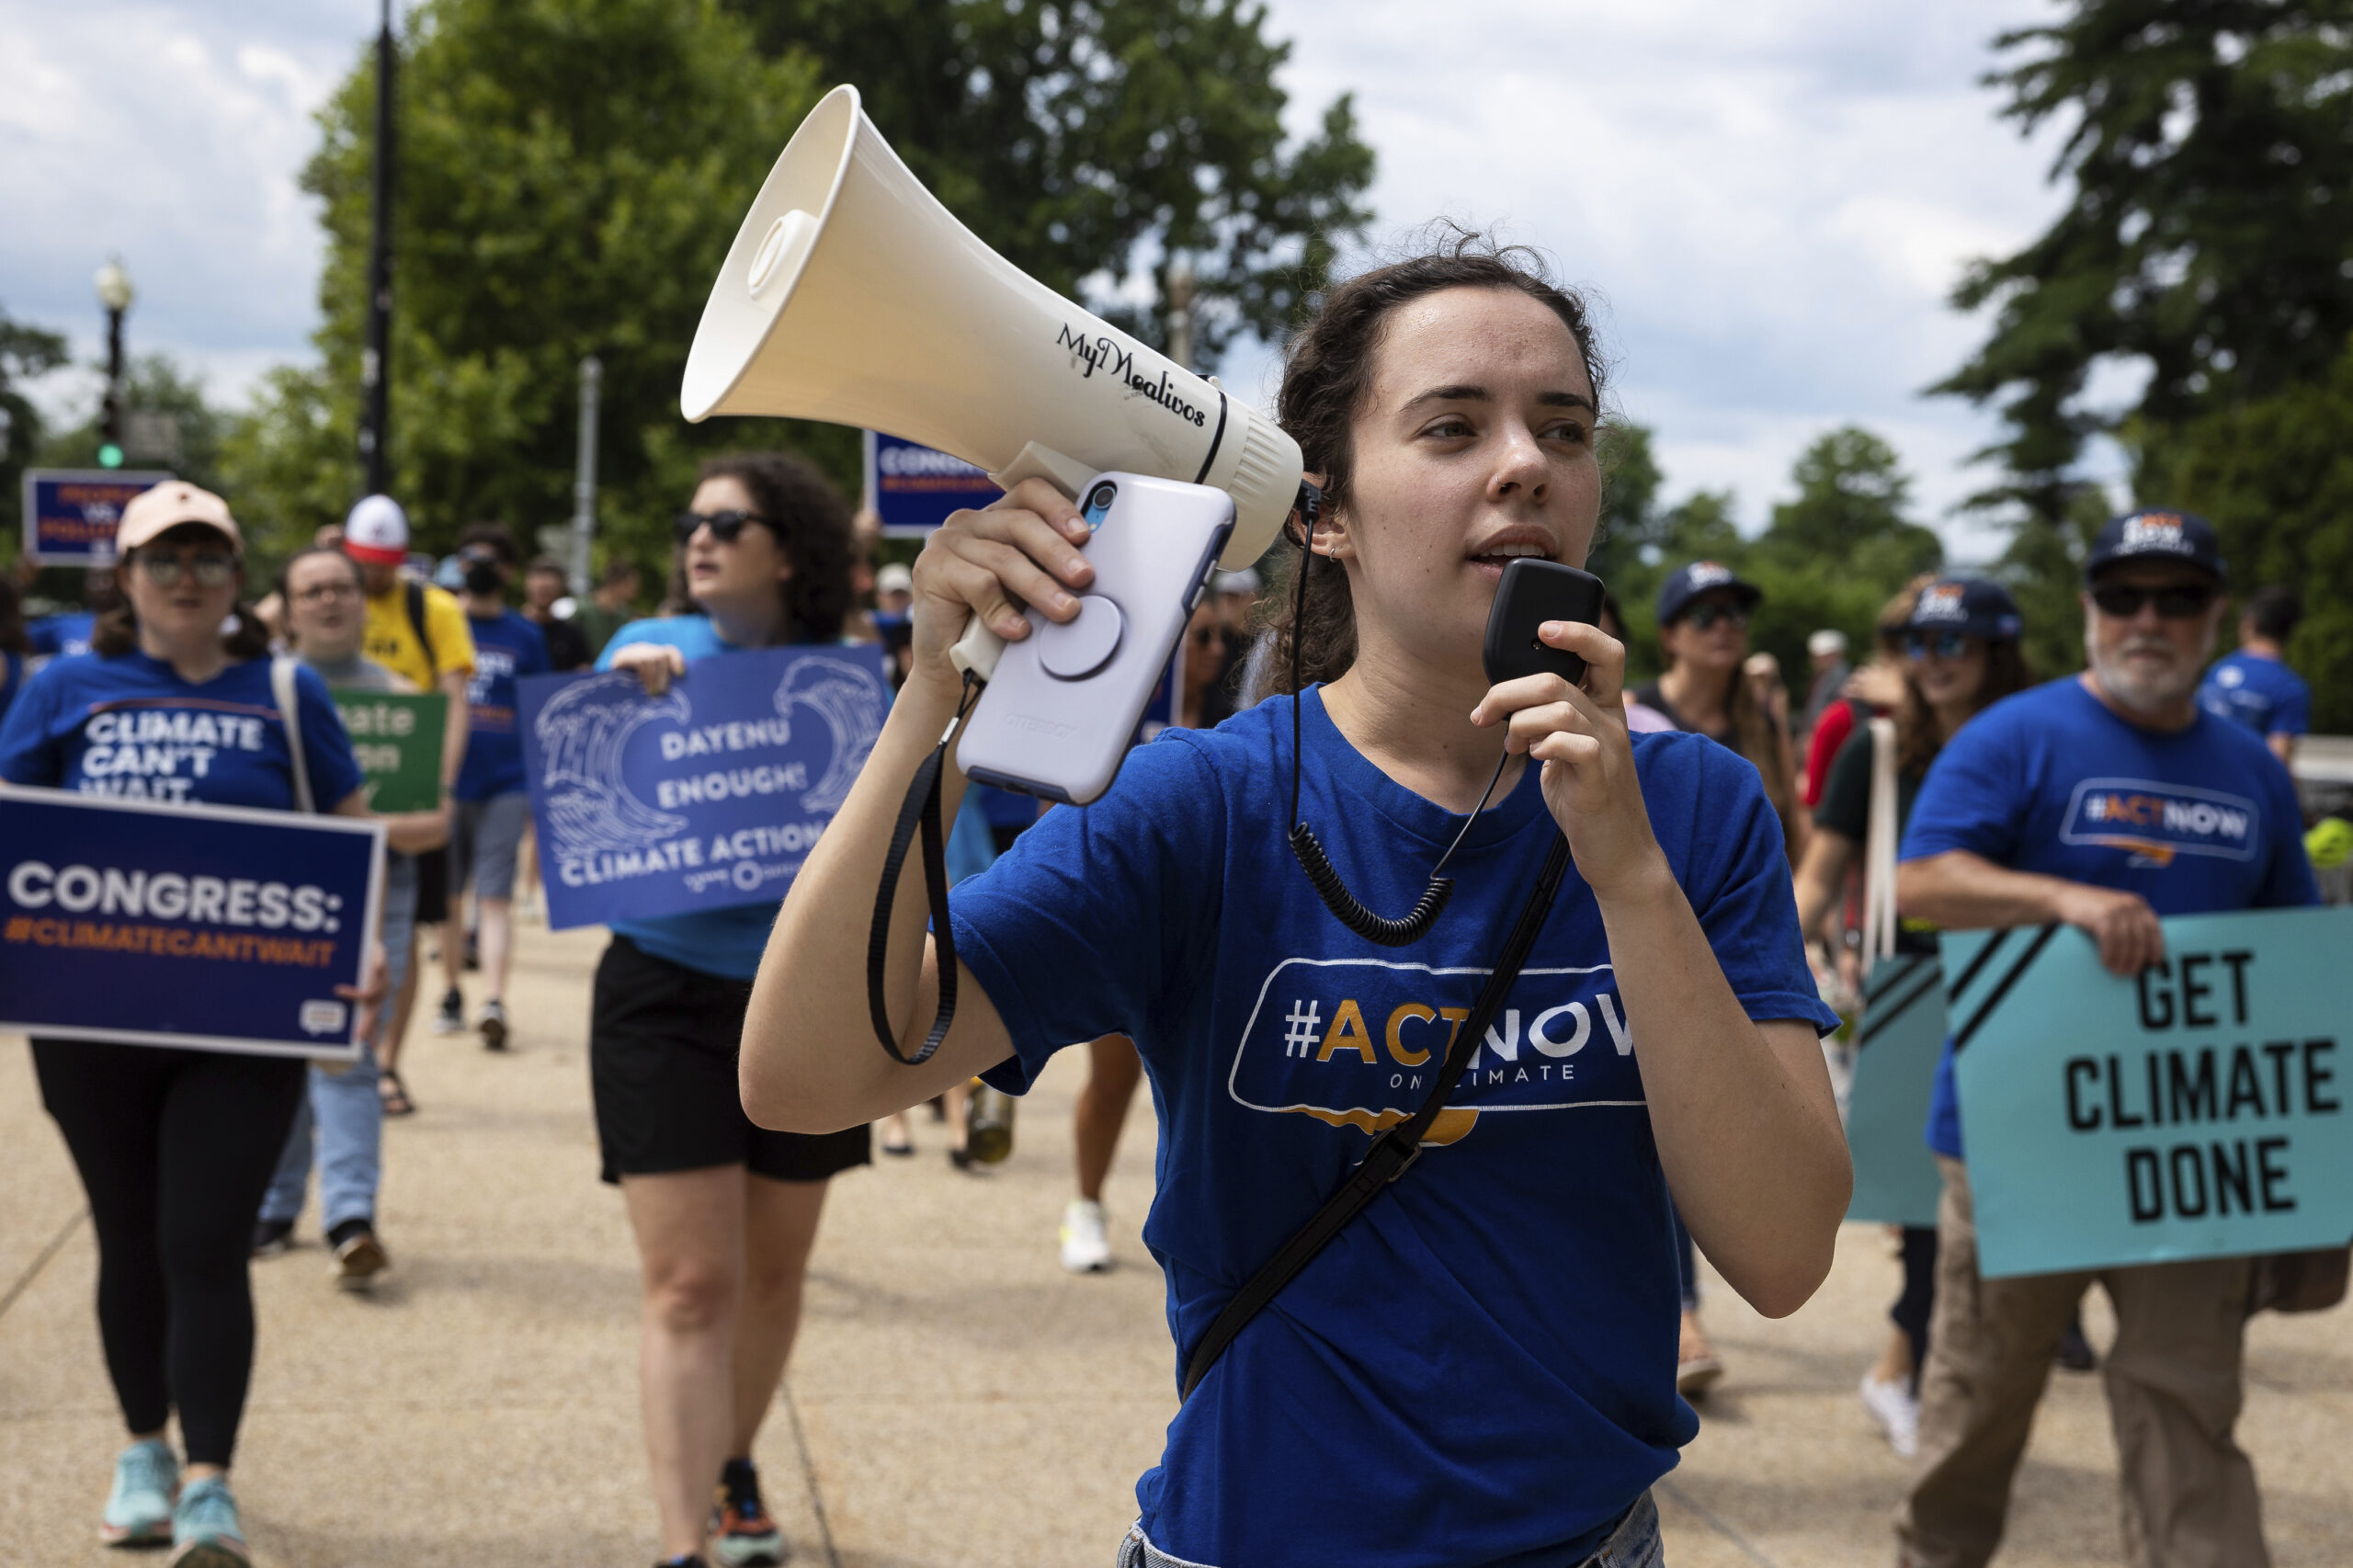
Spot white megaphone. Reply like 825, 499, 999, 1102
681, 85, 1303, 679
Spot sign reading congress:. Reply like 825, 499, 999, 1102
0, 788, 384, 1060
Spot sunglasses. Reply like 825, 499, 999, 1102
1189, 624, 1225, 649
1680, 602, 1748, 632
135, 551, 237, 588
1902, 631, 1975, 662
2089, 583, 2216, 619
673, 509, 772, 546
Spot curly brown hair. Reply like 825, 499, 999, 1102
671, 453, 855, 643
1260, 232, 1607, 694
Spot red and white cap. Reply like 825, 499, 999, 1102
344, 494, 410, 564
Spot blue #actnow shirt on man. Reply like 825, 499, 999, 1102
2198, 649, 2311, 741
1901, 676, 2318, 1161
455, 608, 551, 801
0, 649, 365, 812
948, 687, 1836, 1568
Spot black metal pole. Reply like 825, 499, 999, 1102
102, 306, 125, 455
358, 0, 396, 496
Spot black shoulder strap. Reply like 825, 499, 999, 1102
404, 579, 431, 663
1178, 828, 1574, 1402
868, 673, 984, 1065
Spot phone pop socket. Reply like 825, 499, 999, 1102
1035, 595, 1124, 680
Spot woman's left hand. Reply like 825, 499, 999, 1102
1470, 620, 1669, 903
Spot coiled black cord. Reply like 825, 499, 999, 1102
1284, 484, 1509, 947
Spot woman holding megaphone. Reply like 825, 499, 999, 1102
745, 242, 1849, 1568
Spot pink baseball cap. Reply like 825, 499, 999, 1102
117, 482, 243, 555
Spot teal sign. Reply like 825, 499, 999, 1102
1947, 906, 2353, 1278
1845, 953, 1947, 1228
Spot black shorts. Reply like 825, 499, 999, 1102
590, 936, 870, 1186
414, 844, 449, 926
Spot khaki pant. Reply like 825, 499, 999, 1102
1896, 1157, 2267, 1568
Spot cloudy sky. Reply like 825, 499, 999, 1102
0, 0, 2089, 558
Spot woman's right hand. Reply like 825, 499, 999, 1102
608, 642, 688, 696
907, 477, 1097, 690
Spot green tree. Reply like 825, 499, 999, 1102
229, 0, 827, 573
727, 0, 1375, 362
36, 354, 231, 492
1588, 420, 1664, 586
2135, 335, 2353, 730
1756, 426, 1942, 590
1939, 4, 2353, 530
0, 308, 71, 562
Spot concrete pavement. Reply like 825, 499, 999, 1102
3, 916, 2348, 1565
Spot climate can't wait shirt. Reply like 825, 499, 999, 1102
0, 650, 365, 812
949, 687, 1836, 1568
1900, 676, 2317, 1159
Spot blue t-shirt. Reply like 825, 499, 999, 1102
949, 688, 1835, 1568
455, 608, 551, 801
593, 616, 792, 981
2198, 649, 2310, 739
27, 612, 96, 661
0, 651, 22, 725
1901, 677, 2318, 1159
0, 650, 365, 812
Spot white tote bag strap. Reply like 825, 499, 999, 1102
271, 655, 316, 814
1859, 716, 1899, 969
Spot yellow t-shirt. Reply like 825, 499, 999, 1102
363, 579, 476, 690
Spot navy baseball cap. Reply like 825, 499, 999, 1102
1655, 560, 1762, 626
1903, 578, 2023, 642
2084, 509, 2226, 585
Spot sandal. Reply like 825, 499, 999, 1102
378, 1069, 416, 1118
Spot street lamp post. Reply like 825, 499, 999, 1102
93, 259, 133, 470
1165, 255, 1197, 373
357, 0, 397, 496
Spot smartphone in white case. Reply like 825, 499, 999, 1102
958, 472, 1233, 805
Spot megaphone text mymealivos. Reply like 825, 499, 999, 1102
681, 85, 1303, 678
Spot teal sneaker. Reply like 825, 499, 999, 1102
169, 1475, 249, 1565
99, 1437, 178, 1546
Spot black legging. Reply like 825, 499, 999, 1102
33, 1038, 306, 1469
1893, 1223, 1938, 1392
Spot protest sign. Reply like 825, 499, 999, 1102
517, 644, 891, 930
1946, 905, 2353, 1278
864, 432, 1001, 537
0, 788, 384, 1060
1844, 952, 1948, 1227
334, 690, 446, 812
21, 469, 174, 565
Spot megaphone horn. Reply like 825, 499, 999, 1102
682, 85, 1302, 589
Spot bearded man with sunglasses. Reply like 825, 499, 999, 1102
1892, 511, 2319, 1568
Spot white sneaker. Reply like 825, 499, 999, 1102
1060, 1198, 1113, 1274
1860, 1371, 1919, 1458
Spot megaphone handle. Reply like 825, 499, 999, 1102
949, 615, 1006, 681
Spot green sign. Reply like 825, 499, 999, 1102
1947, 905, 2353, 1278
1844, 952, 1948, 1228
335, 691, 446, 813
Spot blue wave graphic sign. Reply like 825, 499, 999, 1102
0, 788, 384, 1059
517, 644, 891, 929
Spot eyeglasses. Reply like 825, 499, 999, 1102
2090, 582, 2216, 619
673, 509, 772, 546
292, 581, 360, 604
1902, 631, 1975, 662
1681, 602, 1748, 632
134, 551, 237, 588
